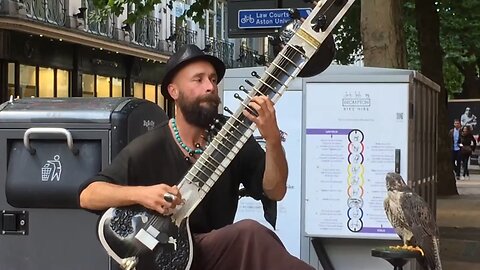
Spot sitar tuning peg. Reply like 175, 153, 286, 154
214, 118, 220, 124
251, 71, 261, 79
313, 14, 327, 32
234, 93, 244, 102
289, 8, 301, 20
224, 106, 234, 115
212, 118, 223, 129
245, 79, 255, 87
239, 85, 248, 94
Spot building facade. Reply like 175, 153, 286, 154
0, 0, 266, 113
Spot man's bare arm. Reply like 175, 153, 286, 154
80, 181, 182, 214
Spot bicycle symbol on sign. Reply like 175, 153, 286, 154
240, 14, 255, 24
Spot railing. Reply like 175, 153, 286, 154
204, 36, 235, 68
22, 0, 67, 26
5, 0, 241, 65
85, 0, 117, 38
236, 45, 261, 67
171, 25, 197, 52
133, 16, 161, 48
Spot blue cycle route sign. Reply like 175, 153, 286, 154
238, 8, 311, 29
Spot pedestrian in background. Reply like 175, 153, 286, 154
460, 125, 476, 180
450, 119, 462, 180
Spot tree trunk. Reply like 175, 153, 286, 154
360, 0, 407, 68
415, 0, 457, 195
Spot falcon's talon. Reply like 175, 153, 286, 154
410, 246, 425, 256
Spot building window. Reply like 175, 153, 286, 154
205, 0, 224, 39
57, 69, 69, 97
112, 77, 123, 97
134, 82, 143, 98
82, 74, 95, 97
20, 64, 36, 98
13, 64, 70, 98
82, 74, 123, 97
39, 67, 55, 97
96, 75, 110, 97
216, 1, 223, 39
133, 82, 165, 108
8, 63, 15, 98
145, 84, 156, 103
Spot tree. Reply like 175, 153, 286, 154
360, 0, 407, 68
440, 0, 480, 98
414, 0, 458, 195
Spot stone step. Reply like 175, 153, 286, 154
440, 238, 480, 263
439, 227, 480, 269
442, 260, 480, 270
440, 227, 480, 241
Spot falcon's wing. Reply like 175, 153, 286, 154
401, 192, 441, 270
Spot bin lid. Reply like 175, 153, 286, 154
0, 97, 133, 123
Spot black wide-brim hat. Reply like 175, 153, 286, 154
161, 44, 226, 101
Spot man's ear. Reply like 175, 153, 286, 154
168, 84, 178, 100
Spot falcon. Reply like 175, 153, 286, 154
383, 172, 442, 270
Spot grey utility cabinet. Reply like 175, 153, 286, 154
0, 97, 168, 270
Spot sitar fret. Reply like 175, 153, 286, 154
193, 157, 220, 177
265, 70, 288, 88
212, 135, 241, 152
249, 86, 266, 97
278, 52, 299, 68
199, 154, 225, 171
257, 78, 279, 94
286, 43, 309, 59
223, 121, 244, 141
228, 115, 254, 132
185, 170, 211, 188
270, 61, 290, 76
208, 141, 231, 160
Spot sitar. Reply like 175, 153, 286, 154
97, 1, 356, 269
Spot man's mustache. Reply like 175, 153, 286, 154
198, 94, 220, 105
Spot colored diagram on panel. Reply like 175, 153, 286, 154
346, 129, 364, 233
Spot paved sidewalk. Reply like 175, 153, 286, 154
437, 169, 480, 269
437, 174, 480, 227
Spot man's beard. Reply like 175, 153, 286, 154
177, 92, 220, 128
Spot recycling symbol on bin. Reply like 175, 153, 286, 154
41, 155, 62, 182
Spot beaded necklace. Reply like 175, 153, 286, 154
171, 118, 203, 156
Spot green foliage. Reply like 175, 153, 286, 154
333, 1, 361, 65
444, 61, 463, 96
91, 0, 210, 25
404, 0, 419, 70
439, 0, 480, 95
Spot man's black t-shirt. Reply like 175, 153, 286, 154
89, 120, 267, 234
